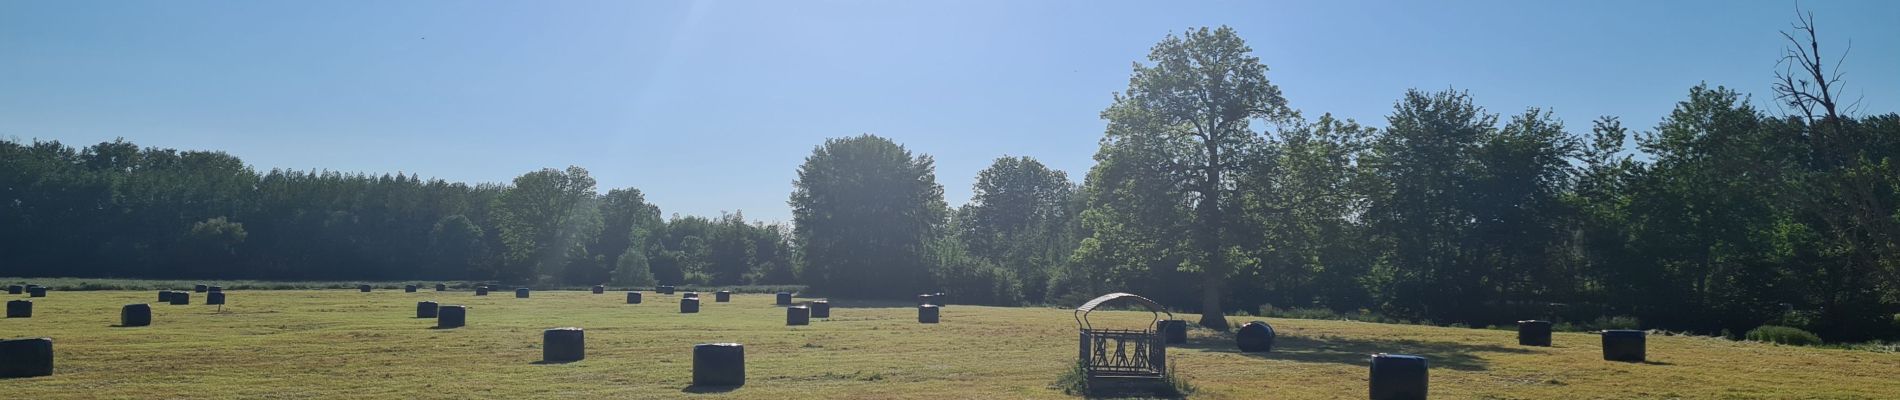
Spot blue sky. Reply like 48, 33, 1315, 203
4, 0, 1897, 222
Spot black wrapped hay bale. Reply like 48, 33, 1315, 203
405, 285, 418, 293
208, 286, 222, 293
5, 285, 19, 295
680, 298, 700, 313
683, 291, 699, 300
1518, 320, 1553, 347
1159, 319, 1188, 344
1369, 353, 1429, 400
417, 301, 439, 318
437, 305, 467, 328
435, 283, 446, 292
692, 343, 745, 387
158, 290, 173, 303
26, 286, 46, 298
359, 284, 372, 293
715, 291, 731, 302
194, 284, 208, 293
775, 292, 792, 306
515, 288, 530, 299
121, 304, 152, 327
475, 287, 489, 296
1601, 330, 1646, 362
786, 305, 810, 326
592, 285, 605, 294
918, 305, 940, 324
206, 292, 226, 305
5, 300, 29, 318
543, 327, 585, 362
658, 285, 675, 295
0, 337, 54, 378
169, 291, 190, 305
626, 291, 643, 304
811, 300, 830, 318
1236, 320, 1276, 352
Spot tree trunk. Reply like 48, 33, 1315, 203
1196, 137, 1231, 331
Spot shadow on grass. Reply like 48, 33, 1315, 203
1172, 332, 1543, 371
681, 384, 741, 394
822, 298, 931, 309
427, 326, 462, 330
529, 360, 578, 365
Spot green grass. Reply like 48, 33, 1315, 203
4, 289, 1899, 399
0, 277, 804, 293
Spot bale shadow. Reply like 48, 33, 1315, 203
427, 326, 461, 330
529, 360, 578, 365
1172, 332, 1542, 371
681, 384, 741, 394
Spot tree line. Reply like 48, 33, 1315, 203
4, 16, 1896, 341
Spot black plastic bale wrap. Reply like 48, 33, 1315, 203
683, 292, 699, 300
6, 300, 29, 318
359, 285, 372, 293
715, 291, 731, 302
692, 343, 745, 387
405, 285, 418, 293
786, 306, 810, 326
1160, 319, 1188, 344
810, 301, 831, 318
158, 290, 173, 303
774, 292, 792, 306
1236, 320, 1276, 352
435, 283, 446, 291
680, 298, 700, 313
1601, 330, 1647, 362
5, 285, 20, 295
658, 285, 675, 295
918, 305, 940, 323
1518, 320, 1553, 347
26, 286, 46, 297
515, 288, 530, 299
121, 304, 152, 327
194, 284, 208, 293
437, 305, 467, 328
417, 301, 439, 318
627, 292, 643, 304
1369, 353, 1429, 400
543, 327, 586, 362
476, 287, 489, 296
206, 292, 226, 305
169, 291, 190, 305
208, 286, 222, 293
0, 337, 54, 378
592, 285, 605, 294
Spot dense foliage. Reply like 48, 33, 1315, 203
4, 18, 1896, 341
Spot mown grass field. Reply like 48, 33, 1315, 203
3, 288, 1897, 399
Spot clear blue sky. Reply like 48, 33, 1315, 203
4, 0, 1897, 222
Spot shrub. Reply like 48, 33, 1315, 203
1745, 325, 1822, 346
1591, 315, 1641, 330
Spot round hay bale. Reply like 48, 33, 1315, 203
435, 283, 447, 292
437, 305, 467, 328
786, 305, 810, 326
26, 286, 46, 298
1236, 320, 1275, 352
5, 285, 20, 295
194, 284, 208, 293
417, 301, 439, 318
169, 291, 190, 306
691, 343, 745, 387
475, 287, 489, 296
810, 300, 830, 318
208, 286, 222, 293
680, 298, 700, 314
626, 291, 643, 304
515, 288, 530, 299
658, 285, 675, 295
6, 300, 30, 318
1159, 319, 1188, 344
158, 290, 173, 303
542, 327, 585, 363
1517, 320, 1553, 347
404, 285, 418, 293
1601, 330, 1646, 362
715, 291, 731, 303
121, 304, 152, 327
774, 292, 792, 306
591, 285, 605, 294
0, 337, 54, 378
918, 305, 940, 324
683, 292, 699, 300
1369, 353, 1429, 400
206, 292, 226, 305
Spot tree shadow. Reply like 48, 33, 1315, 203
680, 384, 741, 394
823, 298, 931, 309
1172, 332, 1543, 371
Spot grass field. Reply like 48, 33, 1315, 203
3, 288, 1898, 399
